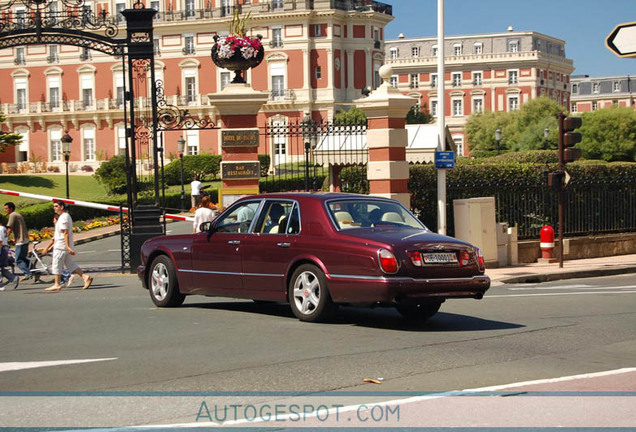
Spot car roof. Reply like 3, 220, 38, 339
237, 192, 396, 204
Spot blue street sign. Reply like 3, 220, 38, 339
434, 151, 455, 169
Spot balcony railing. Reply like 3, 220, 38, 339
269, 89, 296, 101
332, 0, 392, 15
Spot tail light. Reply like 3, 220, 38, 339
458, 250, 470, 267
378, 248, 398, 274
475, 247, 485, 271
407, 251, 423, 267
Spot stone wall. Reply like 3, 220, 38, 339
518, 232, 636, 263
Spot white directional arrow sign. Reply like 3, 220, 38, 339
606, 21, 636, 57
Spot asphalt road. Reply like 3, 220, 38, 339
1, 266, 635, 427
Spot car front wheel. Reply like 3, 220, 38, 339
148, 255, 185, 307
396, 299, 442, 322
289, 264, 336, 322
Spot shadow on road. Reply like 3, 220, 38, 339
182, 300, 523, 332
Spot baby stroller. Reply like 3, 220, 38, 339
27, 241, 50, 283
0, 247, 16, 287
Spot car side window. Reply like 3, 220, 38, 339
285, 204, 300, 234
256, 200, 294, 234
215, 201, 260, 233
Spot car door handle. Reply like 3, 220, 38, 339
277, 242, 291, 248
228, 240, 241, 245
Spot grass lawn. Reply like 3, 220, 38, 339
0, 174, 221, 209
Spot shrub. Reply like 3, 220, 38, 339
94, 155, 129, 194
258, 154, 271, 177
81, 165, 94, 172
163, 154, 221, 185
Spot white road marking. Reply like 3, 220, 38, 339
488, 290, 636, 298
508, 284, 636, 291
137, 368, 636, 428
0, 358, 117, 373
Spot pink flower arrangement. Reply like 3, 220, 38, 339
216, 35, 263, 60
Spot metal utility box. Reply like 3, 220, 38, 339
453, 197, 498, 267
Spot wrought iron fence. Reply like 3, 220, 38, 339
260, 120, 367, 192
417, 181, 636, 240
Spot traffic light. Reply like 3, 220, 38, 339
560, 115, 582, 163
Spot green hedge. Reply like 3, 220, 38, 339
259, 175, 327, 193
163, 154, 221, 185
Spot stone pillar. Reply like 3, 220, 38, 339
209, 83, 269, 207
356, 65, 416, 208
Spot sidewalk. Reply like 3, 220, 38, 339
70, 224, 636, 284
486, 254, 636, 284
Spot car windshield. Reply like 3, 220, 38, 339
327, 199, 427, 230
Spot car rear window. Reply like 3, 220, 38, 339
327, 199, 426, 230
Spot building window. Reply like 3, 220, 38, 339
271, 65, 285, 99
472, 97, 483, 114
613, 81, 621, 92
220, 71, 231, 91
409, 73, 419, 89
452, 72, 461, 87
472, 71, 482, 86
183, 35, 195, 55
593, 82, 600, 93
185, 76, 196, 104
411, 46, 420, 57
540, 70, 545, 85
16, 88, 27, 111
431, 45, 438, 56
572, 83, 578, 94
315, 66, 322, 80
389, 48, 398, 59
453, 44, 462, 55
314, 24, 322, 36
431, 99, 438, 117
272, 0, 284, 11
47, 45, 59, 63
14, 47, 25, 65
153, 38, 161, 56
80, 47, 92, 61
508, 40, 519, 52
592, 101, 598, 111
508, 70, 518, 85
83, 128, 96, 161
431, 73, 437, 88
82, 88, 93, 108
453, 136, 464, 157
571, 103, 577, 113
185, 0, 195, 18
115, 1, 126, 22
49, 87, 60, 109
185, 130, 199, 155
271, 27, 283, 47
452, 98, 463, 116
51, 137, 62, 162
474, 43, 483, 54
390, 75, 398, 88
508, 95, 519, 111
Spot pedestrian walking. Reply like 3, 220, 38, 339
193, 196, 218, 233
44, 200, 93, 292
41, 214, 73, 288
0, 216, 19, 290
4, 202, 32, 281
190, 177, 202, 209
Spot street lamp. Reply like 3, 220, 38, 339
544, 126, 550, 150
61, 131, 73, 199
301, 113, 317, 191
177, 136, 186, 211
495, 128, 502, 155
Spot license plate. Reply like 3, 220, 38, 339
423, 252, 458, 264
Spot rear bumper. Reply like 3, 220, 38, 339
327, 274, 491, 303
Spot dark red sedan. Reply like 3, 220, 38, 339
138, 193, 490, 322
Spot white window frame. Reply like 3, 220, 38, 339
452, 97, 463, 116
472, 96, 484, 114
571, 103, 577, 113
271, 27, 283, 47
389, 47, 398, 59
473, 43, 483, 54
472, 71, 482, 86
452, 72, 462, 87
430, 99, 438, 117
13, 74, 28, 113
46, 73, 62, 110
270, 61, 286, 99
508, 40, 519, 53
50, 128, 63, 162
389, 75, 398, 88
185, 129, 199, 155
220, 70, 231, 91
613, 81, 621, 92
453, 43, 462, 55
314, 24, 322, 36
452, 135, 464, 157
431, 73, 437, 88
82, 125, 96, 161
508, 94, 520, 111
593, 82, 600, 93
410, 73, 419, 89
508, 69, 519, 85
80, 71, 95, 108
572, 83, 578, 94
411, 46, 420, 57
431, 45, 438, 57
116, 123, 126, 156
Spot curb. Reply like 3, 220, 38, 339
497, 265, 636, 284
74, 228, 121, 246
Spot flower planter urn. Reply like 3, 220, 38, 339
211, 34, 265, 84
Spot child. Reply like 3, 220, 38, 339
0, 217, 19, 290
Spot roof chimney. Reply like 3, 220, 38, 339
507, 26, 514, 32
398, 33, 405, 39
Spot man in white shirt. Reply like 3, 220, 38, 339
44, 201, 94, 292
190, 177, 202, 209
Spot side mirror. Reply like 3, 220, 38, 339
200, 221, 212, 232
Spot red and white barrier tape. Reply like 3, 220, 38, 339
0, 189, 194, 222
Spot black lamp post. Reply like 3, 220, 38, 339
544, 126, 550, 150
302, 113, 317, 191
177, 136, 186, 210
61, 131, 73, 199
495, 127, 502, 155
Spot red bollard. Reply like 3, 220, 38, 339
540, 225, 555, 259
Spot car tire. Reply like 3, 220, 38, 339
289, 264, 336, 322
396, 300, 442, 322
148, 255, 185, 308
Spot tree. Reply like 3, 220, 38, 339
406, 104, 433, 124
333, 107, 367, 125
0, 114, 22, 153
466, 97, 563, 157
579, 105, 636, 162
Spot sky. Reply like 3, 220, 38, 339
385, 0, 636, 77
